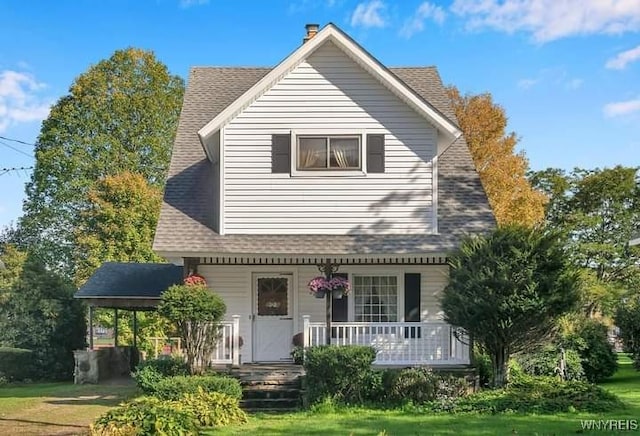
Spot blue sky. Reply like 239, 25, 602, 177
1, 0, 639, 228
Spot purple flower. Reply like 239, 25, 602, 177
307, 276, 351, 295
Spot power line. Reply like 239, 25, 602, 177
0, 135, 35, 146
0, 140, 33, 158
0, 166, 34, 176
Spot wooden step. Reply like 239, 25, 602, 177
240, 397, 300, 410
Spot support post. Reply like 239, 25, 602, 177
302, 315, 310, 348
232, 315, 240, 367
133, 310, 138, 349
114, 308, 119, 347
325, 293, 332, 345
88, 306, 94, 350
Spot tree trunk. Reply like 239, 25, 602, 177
492, 347, 510, 388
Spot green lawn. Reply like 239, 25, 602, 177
0, 380, 138, 435
0, 357, 637, 435
211, 355, 640, 436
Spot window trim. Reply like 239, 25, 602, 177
291, 130, 367, 177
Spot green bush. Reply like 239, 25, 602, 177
137, 356, 189, 377
563, 319, 617, 383
383, 368, 469, 405
514, 345, 584, 381
181, 388, 247, 427
91, 396, 199, 435
133, 356, 190, 394
152, 374, 242, 400
304, 345, 377, 405
473, 349, 493, 387
0, 347, 34, 381
428, 376, 624, 414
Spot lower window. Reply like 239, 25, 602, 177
353, 275, 398, 322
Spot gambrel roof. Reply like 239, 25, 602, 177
153, 63, 495, 256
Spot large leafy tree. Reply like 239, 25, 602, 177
0, 245, 86, 380
73, 171, 167, 354
442, 226, 580, 387
447, 87, 547, 227
74, 171, 163, 285
530, 166, 640, 316
19, 48, 184, 274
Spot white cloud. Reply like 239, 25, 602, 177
606, 44, 640, 69
351, 0, 387, 28
451, 0, 640, 42
400, 2, 446, 38
179, 0, 208, 8
0, 70, 51, 133
603, 98, 640, 117
566, 78, 584, 89
517, 78, 538, 89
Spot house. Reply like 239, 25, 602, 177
152, 23, 495, 366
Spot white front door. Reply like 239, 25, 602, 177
253, 274, 294, 362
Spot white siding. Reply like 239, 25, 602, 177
199, 264, 448, 361
223, 41, 437, 234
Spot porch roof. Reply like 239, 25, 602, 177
74, 262, 183, 309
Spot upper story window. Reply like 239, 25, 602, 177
297, 136, 361, 171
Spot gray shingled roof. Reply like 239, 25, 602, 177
75, 262, 183, 299
153, 63, 495, 255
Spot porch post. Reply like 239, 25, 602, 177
302, 315, 310, 348
325, 294, 332, 345
88, 305, 94, 350
232, 315, 240, 367
114, 308, 119, 347
132, 310, 138, 350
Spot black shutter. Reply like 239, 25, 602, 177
272, 134, 291, 173
367, 134, 385, 173
404, 273, 421, 338
332, 272, 349, 322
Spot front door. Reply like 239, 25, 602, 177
253, 274, 293, 362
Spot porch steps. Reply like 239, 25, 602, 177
228, 364, 305, 412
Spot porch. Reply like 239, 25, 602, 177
211, 317, 470, 366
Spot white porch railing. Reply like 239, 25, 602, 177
210, 315, 241, 366
303, 315, 470, 365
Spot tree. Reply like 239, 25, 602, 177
447, 87, 547, 227
74, 172, 164, 285
0, 245, 86, 380
530, 166, 640, 317
18, 48, 184, 274
442, 226, 580, 387
73, 172, 167, 355
158, 277, 226, 374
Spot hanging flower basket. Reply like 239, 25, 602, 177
308, 276, 350, 299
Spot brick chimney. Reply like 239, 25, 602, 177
303, 24, 320, 43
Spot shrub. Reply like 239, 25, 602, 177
514, 345, 584, 381
383, 368, 469, 405
0, 347, 34, 381
473, 349, 493, 387
133, 356, 190, 393
137, 356, 189, 377
562, 319, 617, 383
91, 396, 199, 435
152, 374, 242, 400
428, 376, 624, 414
304, 345, 377, 404
181, 388, 247, 427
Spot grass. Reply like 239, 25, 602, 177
0, 356, 637, 435
210, 355, 640, 435
0, 380, 138, 435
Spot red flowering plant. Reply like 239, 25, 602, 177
307, 276, 350, 296
184, 273, 207, 286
